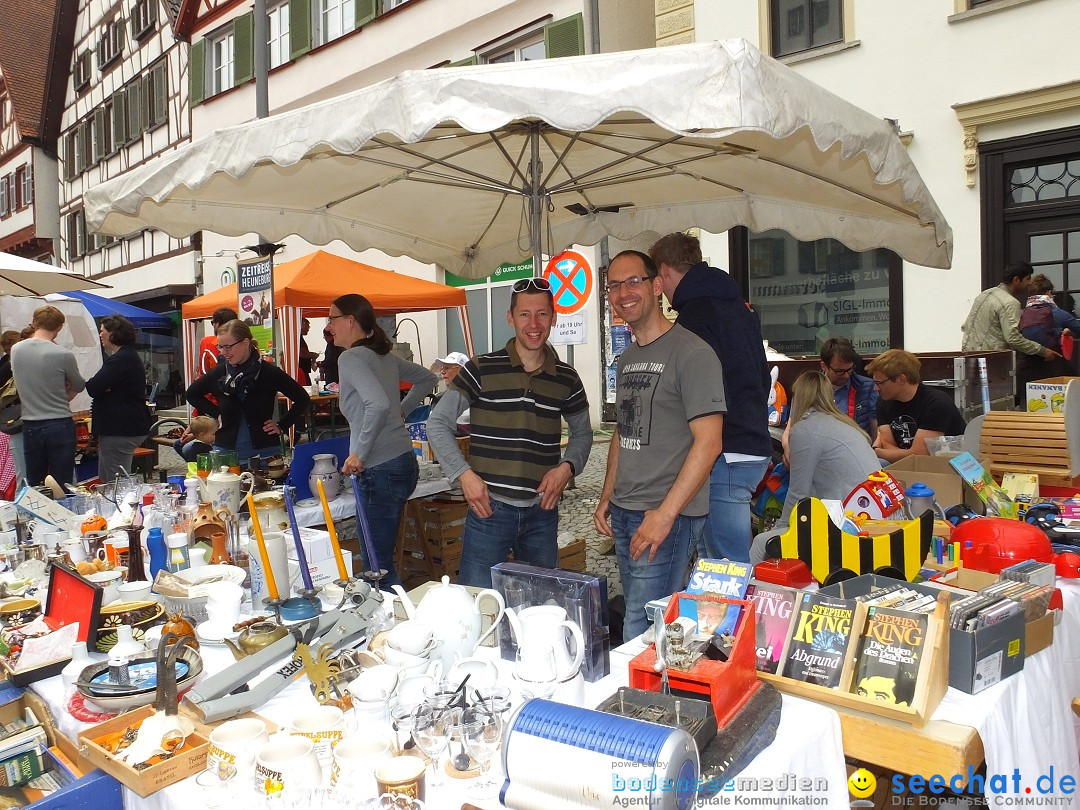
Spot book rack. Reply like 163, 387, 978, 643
627, 594, 759, 727
758, 592, 950, 728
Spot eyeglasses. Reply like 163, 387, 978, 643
871, 377, 893, 388
217, 340, 245, 353
511, 277, 552, 294
326, 313, 348, 322
828, 365, 855, 376
605, 275, 652, 295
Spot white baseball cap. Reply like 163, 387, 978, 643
435, 352, 470, 367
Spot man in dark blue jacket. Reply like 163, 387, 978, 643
650, 232, 772, 562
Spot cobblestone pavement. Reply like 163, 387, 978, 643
155, 426, 622, 597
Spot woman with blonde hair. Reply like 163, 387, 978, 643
749, 371, 880, 564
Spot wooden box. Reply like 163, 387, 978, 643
78, 705, 209, 797
557, 536, 586, 572
758, 593, 950, 728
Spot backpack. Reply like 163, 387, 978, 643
1019, 300, 1056, 350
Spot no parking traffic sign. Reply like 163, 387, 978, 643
543, 250, 593, 315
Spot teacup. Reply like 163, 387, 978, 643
386, 620, 435, 656
375, 755, 426, 802
382, 643, 433, 670
208, 717, 269, 783
347, 663, 399, 698
447, 656, 499, 691
330, 736, 391, 794
255, 734, 322, 797
395, 672, 436, 707
289, 705, 345, 764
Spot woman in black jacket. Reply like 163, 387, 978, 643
85, 315, 152, 484
185, 320, 310, 465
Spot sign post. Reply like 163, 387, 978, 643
543, 250, 593, 346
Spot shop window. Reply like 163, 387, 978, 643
770, 0, 843, 58
268, 2, 291, 68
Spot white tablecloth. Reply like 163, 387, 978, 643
290, 478, 452, 528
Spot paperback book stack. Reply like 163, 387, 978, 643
0, 705, 85, 807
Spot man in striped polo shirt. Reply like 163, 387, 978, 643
427, 278, 593, 588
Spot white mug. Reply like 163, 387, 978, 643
205, 580, 243, 628
208, 717, 269, 783
188, 547, 207, 568
330, 736, 391, 794
86, 569, 122, 605
289, 705, 345, 765
255, 734, 322, 797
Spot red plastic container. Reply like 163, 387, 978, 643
954, 517, 1054, 573
753, 557, 814, 588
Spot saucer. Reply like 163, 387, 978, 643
196, 615, 253, 645
295, 498, 321, 508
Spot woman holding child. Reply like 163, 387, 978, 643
185, 320, 310, 465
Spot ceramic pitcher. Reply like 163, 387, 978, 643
308, 454, 343, 501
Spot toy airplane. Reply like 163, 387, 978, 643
764, 497, 933, 584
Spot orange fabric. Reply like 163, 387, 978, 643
198, 335, 219, 375
181, 250, 467, 319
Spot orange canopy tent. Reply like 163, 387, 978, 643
180, 250, 472, 384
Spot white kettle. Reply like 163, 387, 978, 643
205, 466, 254, 516
392, 576, 505, 669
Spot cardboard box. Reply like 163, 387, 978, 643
294, 526, 336, 563
887, 455, 985, 513
411, 439, 435, 462
1025, 609, 1055, 657
285, 547, 354, 588
78, 705, 209, 797
1025, 376, 1079, 413
949, 610, 1025, 694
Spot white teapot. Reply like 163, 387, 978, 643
206, 466, 255, 516
391, 576, 505, 669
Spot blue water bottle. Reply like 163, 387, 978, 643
146, 527, 168, 581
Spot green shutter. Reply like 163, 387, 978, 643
289, 0, 311, 59
127, 79, 144, 136
189, 39, 206, 106
233, 12, 254, 85
92, 108, 105, 162
356, 0, 378, 27
112, 92, 126, 146
148, 64, 167, 126
544, 13, 585, 59
147, 0, 157, 28
448, 55, 477, 67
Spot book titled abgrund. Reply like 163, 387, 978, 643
780, 592, 856, 688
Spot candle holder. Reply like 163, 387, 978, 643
260, 595, 286, 624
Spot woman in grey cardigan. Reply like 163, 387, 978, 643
327, 293, 437, 589
750, 371, 880, 564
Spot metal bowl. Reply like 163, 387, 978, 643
76, 645, 203, 714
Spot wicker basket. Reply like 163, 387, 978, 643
161, 593, 209, 623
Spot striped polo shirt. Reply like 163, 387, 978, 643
450, 340, 588, 503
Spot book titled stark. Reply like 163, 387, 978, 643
852, 607, 927, 707
780, 592, 857, 688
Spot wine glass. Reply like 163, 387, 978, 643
388, 700, 419, 756
410, 701, 457, 789
513, 644, 558, 701
461, 702, 504, 799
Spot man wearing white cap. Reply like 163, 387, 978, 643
431, 352, 471, 433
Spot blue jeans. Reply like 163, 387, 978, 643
701, 456, 770, 562
458, 499, 559, 589
610, 503, 703, 640
23, 418, 77, 489
357, 451, 418, 590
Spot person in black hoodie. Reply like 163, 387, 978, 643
650, 232, 772, 562
85, 315, 153, 484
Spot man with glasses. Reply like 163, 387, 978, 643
427, 276, 592, 588
820, 337, 878, 438
594, 251, 725, 640
649, 232, 771, 564
866, 349, 965, 463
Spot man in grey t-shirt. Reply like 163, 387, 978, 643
593, 251, 726, 640
10, 306, 85, 488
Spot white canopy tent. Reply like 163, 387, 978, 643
84, 39, 951, 279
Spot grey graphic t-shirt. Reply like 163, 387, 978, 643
612, 324, 727, 516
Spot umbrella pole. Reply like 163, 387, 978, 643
529, 124, 544, 277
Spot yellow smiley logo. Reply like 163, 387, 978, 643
848, 768, 876, 799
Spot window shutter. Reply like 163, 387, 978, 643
126, 80, 144, 137
63, 133, 76, 180
112, 92, 127, 145
147, 0, 158, 29
74, 125, 85, 173
150, 64, 167, 126
93, 108, 106, 162
289, 0, 311, 60
448, 56, 477, 66
66, 212, 78, 259
356, 0, 378, 27
0, 178, 7, 218
544, 13, 585, 58
189, 39, 206, 106
23, 164, 32, 206
233, 12, 254, 85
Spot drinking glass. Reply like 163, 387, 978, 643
421, 680, 459, 710
461, 703, 503, 799
388, 701, 419, 756
411, 701, 457, 788
197, 453, 214, 480
471, 685, 512, 720
513, 644, 558, 701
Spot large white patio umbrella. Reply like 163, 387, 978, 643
0, 253, 110, 296
84, 39, 951, 278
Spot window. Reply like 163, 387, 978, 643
5, 174, 15, 213
770, 0, 843, 58
97, 17, 125, 69
385, 0, 410, 8
484, 36, 545, 64
145, 61, 167, 129
72, 51, 91, 92
268, 2, 291, 68
444, 261, 533, 354
210, 29, 235, 95
0, 176, 8, 218
66, 210, 88, 260
131, 0, 157, 39
315, 0, 354, 47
